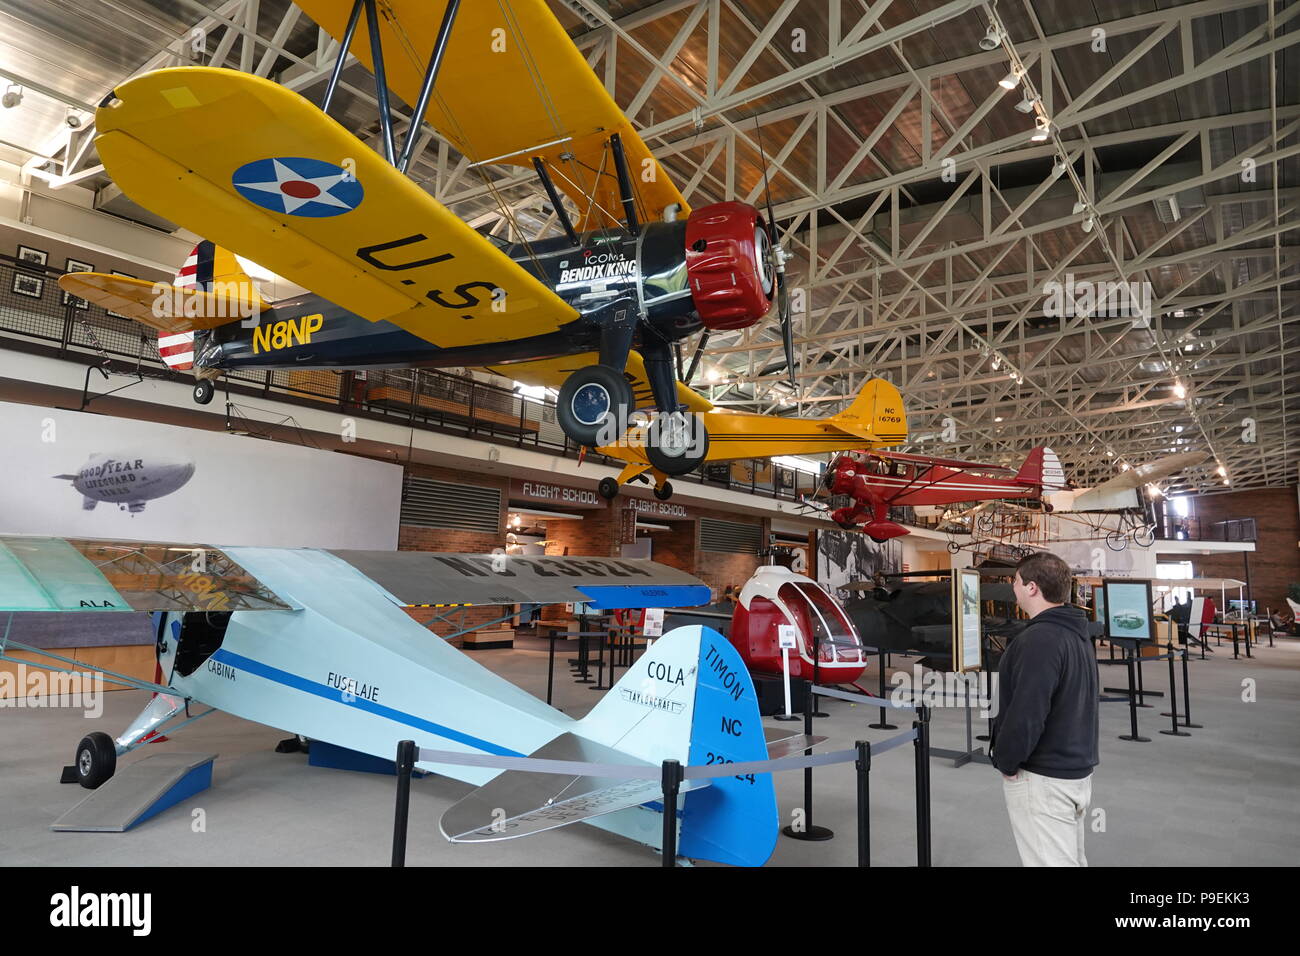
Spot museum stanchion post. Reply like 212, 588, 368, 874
661, 758, 682, 868
392, 738, 416, 868
1118, 643, 1150, 743
1161, 642, 1202, 729
1158, 641, 1190, 737
546, 629, 557, 705
913, 704, 932, 867
855, 739, 871, 867
782, 679, 833, 842
869, 648, 897, 730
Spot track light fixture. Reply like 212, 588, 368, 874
1053, 156, 1068, 176
1072, 199, 1087, 215
1014, 89, 1037, 113
979, 22, 1003, 51
1081, 214, 1095, 233
2, 84, 22, 109
998, 69, 1021, 90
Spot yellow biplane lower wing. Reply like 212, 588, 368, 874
57, 272, 266, 335
93, 67, 577, 349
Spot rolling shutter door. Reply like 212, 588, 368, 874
400, 476, 501, 533
699, 517, 762, 554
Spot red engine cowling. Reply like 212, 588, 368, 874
684, 201, 775, 330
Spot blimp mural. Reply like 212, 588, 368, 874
55, 452, 196, 514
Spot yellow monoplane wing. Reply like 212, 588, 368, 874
490, 351, 714, 414
94, 67, 577, 348
296, 0, 688, 231
56, 272, 267, 335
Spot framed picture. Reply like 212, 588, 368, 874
1102, 578, 1155, 643
106, 270, 134, 318
12, 271, 44, 298
16, 245, 48, 270
951, 568, 983, 672
62, 258, 94, 309
1093, 585, 1106, 623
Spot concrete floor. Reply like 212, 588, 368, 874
2, 635, 1297, 867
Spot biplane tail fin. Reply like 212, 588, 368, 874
441, 626, 778, 865
1016, 446, 1068, 490
826, 378, 907, 446
56, 240, 268, 359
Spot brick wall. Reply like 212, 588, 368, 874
1187, 486, 1299, 615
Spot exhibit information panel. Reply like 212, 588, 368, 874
1102, 578, 1156, 642
952, 568, 983, 672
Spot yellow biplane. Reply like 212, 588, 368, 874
61, 0, 907, 498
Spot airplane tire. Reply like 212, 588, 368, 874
193, 380, 215, 405
645, 413, 709, 476
598, 477, 620, 500
557, 365, 633, 448
1133, 525, 1156, 548
654, 482, 673, 501
1106, 530, 1128, 552
75, 732, 117, 790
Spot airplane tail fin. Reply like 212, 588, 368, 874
439, 626, 779, 866
56, 240, 267, 367
827, 378, 907, 446
1016, 446, 1068, 490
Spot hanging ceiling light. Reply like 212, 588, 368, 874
2, 84, 23, 109
979, 22, 1003, 51
1081, 214, 1095, 233
999, 69, 1022, 91
1173, 381, 1187, 399
1072, 198, 1088, 215
1053, 156, 1069, 176
1015, 89, 1038, 113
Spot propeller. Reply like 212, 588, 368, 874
755, 118, 797, 392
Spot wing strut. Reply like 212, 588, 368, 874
396, 0, 462, 173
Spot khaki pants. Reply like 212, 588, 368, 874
1002, 769, 1091, 866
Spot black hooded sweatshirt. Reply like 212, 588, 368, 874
992, 605, 1099, 779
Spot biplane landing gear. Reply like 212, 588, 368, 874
1133, 524, 1156, 548
654, 482, 674, 501
557, 365, 634, 449
193, 379, 216, 405
1106, 529, 1128, 552
644, 410, 710, 476
73, 732, 117, 789
598, 477, 620, 500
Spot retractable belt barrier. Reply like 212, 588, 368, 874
390, 722, 924, 869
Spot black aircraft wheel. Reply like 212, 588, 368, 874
193, 380, 216, 405
557, 365, 633, 448
75, 732, 117, 790
598, 477, 620, 500
654, 482, 673, 501
645, 412, 709, 477
1106, 530, 1128, 552
976, 514, 995, 533
1133, 525, 1156, 548
947, 541, 962, 554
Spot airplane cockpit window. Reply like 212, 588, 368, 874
780, 582, 864, 663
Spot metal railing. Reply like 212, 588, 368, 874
0, 252, 820, 503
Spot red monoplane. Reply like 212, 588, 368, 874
812, 447, 1069, 541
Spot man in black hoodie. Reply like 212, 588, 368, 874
992, 552, 1099, 866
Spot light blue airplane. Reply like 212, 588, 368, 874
0, 536, 792, 866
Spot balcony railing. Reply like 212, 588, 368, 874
0, 253, 821, 504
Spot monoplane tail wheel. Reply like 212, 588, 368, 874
654, 481, 674, 501
193, 380, 216, 405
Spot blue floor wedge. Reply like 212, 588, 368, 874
50, 753, 216, 832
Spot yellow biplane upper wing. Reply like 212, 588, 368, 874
296, 0, 688, 231
94, 67, 577, 348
